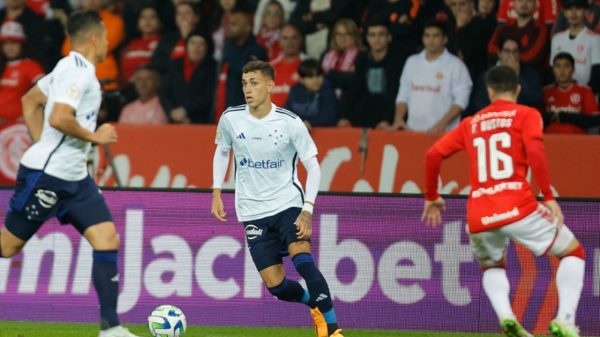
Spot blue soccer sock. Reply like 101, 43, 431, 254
92, 250, 120, 329
293, 253, 339, 334
268, 278, 308, 304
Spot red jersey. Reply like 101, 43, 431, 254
543, 83, 599, 134
119, 35, 160, 85
497, 0, 560, 25
425, 100, 554, 233
270, 55, 302, 106
26, 0, 48, 16
0, 59, 44, 122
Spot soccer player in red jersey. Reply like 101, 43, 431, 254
423, 65, 585, 337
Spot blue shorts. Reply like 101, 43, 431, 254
243, 207, 303, 271
4, 165, 113, 241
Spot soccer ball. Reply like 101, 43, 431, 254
148, 305, 187, 337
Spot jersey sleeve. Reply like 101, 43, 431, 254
291, 117, 318, 161
51, 67, 92, 110
591, 34, 600, 66
36, 73, 52, 96
451, 60, 473, 109
395, 58, 413, 104
215, 114, 233, 151
582, 87, 600, 115
521, 109, 554, 200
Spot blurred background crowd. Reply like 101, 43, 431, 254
0, 0, 597, 134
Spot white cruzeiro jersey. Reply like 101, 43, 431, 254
551, 27, 600, 86
216, 103, 318, 222
20, 51, 101, 181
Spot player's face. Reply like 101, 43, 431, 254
366, 26, 391, 52
514, 0, 536, 17
279, 26, 302, 56
242, 71, 273, 108
262, 3, 284, 30
422, 27, 446, 54
94, 25, 109, 63
138, 7, 161, 35
186, 35, 208, 63
2, 41, 22, 60
565, 6, 587, 26
552, 59, 575, 84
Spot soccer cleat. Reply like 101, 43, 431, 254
549, 319, 581, 337
500, 318, 534, 337
98, 325, 141, 337
329, 329, 345, 337
310, 307, 328, 337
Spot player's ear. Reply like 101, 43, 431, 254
267, 79, 274, 93
515, 84, 522, 97
486, 87, 495, 101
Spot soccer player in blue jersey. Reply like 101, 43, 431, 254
1, 11, 139, 337
211, 60, 344, 337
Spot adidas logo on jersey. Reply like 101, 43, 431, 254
315, 294, 328, 302
237, 133, 246, 139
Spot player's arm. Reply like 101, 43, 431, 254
211, 145, 230, 222
21, 84, 47, 143
522, 110, 563, 224
49, 103, 116, 145
422, 124, 466, 226
296, 156, 321, 240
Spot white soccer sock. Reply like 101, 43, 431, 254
556, 256, 585, 324
483, 268, 515, 320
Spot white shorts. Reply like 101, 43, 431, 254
469, 204, 576, 267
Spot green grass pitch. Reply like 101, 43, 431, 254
0, 321, 531, 337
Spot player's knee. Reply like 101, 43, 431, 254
92, 232, 120, 251
1, 245, 22, 258
561, 244, 585, 260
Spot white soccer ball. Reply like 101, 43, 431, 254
147, 305, 187, 337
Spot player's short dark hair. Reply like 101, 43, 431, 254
485, 65, 519, 93
553, 52, 575, 67
298, 59, 323, 78
423, 19, 447, 37
67, 10, 103, 40
242, 60, 275, 80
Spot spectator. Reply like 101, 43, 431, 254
0, 20, 43, 124
322, 18, 363, 116
289, 0, 351, 59
391, 20, 472, 133
119, 65, 167, 125
362, 0, 420, 57
555, 0, 600, 34
488, 0, 550, 79
220, 11, 267, 108
0, 0, 58, 71
543, 52, 600, 133
496, 0, 561, 26
477, 0, 499, 17
152, 1, 202, 73
119, 5, 161, 87
160, 30, 217, 124
551, 0, 600, 94
468, 36, 542, 114
62, 0, 125, 90
256, 0, 285, 61
448, 0, 496, 79
270, 24, 305, 106
253, 0, 296, 34
341, 21, 405, 129
212, 0, 245, 62
285, 58, 338, 128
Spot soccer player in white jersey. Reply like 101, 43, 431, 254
212, 60, 344, 337
1, 11, 139, 337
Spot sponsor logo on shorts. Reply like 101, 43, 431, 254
35, 189, 58, 208
245, 224, 263, 240
481, 207, 520, 225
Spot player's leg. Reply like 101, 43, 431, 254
469, 229, 533, 337
503, 205, 584, 337
64, 177, 138, 337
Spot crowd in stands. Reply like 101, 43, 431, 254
0, 0, 598, 134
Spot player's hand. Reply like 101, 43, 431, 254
421, 197, 446, 227
92, 123, 117, 145
211, 193, 227, 222
544, 199, 564, 228
295, 210, 313, 241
